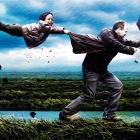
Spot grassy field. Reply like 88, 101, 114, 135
0, 72, 140, 139
0, 117, 140, 140
0, 77, 140, 111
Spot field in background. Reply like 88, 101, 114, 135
0, 72, 140, 111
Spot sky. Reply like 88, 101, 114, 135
1, 0, 140, 72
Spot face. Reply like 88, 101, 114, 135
117, 23, 128, 37
44, 14, 53, 25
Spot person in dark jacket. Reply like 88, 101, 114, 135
0, 12, 70, 49
59, 20, 140, 121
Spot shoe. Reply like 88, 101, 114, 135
103, 116, 122, 121
59, 112, 82, 121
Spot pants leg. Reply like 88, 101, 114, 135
100, 71, 123, 119
0, 22, 23, 37
60, 69, 122, 118
60, 68, 99, 115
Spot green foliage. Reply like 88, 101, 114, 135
0, 80, 82, 111
0, 75, 140, 111
0, 117, 140, 140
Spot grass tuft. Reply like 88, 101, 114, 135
0, 117, 140, 140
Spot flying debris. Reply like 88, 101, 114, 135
0, 65, 2, 70
30, 112, 36, 118
46, 61, 50, 63
134, 59, 138, 63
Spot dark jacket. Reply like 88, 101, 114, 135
69, 33, 106, 54
22, 20, 65, 48
80, 28, 140, 73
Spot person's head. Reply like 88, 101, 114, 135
113, 20, 127, 37
39, 12, 53, 25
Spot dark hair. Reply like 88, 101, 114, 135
39, 12, 53, 21
113, 20, 126, 31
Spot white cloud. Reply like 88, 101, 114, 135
73, 24, 92, 33
111, 53, 132, 63
53, 44, 86, 65
126, 22, 140, 40
0, 43, 86, 71
29, 0, 45, 8
67, 24, 93, 34
110, 49, 140, 66
86, 11, 118, 23
0, 3, 6, 16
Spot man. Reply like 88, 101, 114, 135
59, 20, 140, 121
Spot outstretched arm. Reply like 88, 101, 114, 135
42, 22, 71, 34
45, 25, 71, 34
100, 29, 135, 55
123, 39, 140, 47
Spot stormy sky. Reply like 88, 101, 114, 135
0, 0, 140, 72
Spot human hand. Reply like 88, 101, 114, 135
64, 30, 71, 35
134, 48, 138, 53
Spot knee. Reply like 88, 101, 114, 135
83, 92, 95, 101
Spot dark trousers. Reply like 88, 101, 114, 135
0, 22, 23, 37
61, 68, 123, 118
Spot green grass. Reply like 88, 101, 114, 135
0, 73, 140, 139
1, 79, 140, 111
0, 117, 140, 140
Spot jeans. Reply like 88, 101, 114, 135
61, 68, 123, 119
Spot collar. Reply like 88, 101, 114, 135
112, 29, 124, 42
38, 20, 51, 26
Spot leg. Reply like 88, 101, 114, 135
100, 71, 123, 119
59, 68, 99, 119
0, 22, 23, 37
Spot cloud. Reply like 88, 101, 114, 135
126, 22, 140, 40
0, 3, 6, 16
110, 53, 132, 63
29, 0, 45, 8
0, 43, 85, 72
0, 0, 140, 72
86, 11, 118, 21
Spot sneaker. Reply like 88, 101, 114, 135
103, 116, 122, 121
59, 112, 82, 121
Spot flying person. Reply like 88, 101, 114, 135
0, 12, 70, 49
